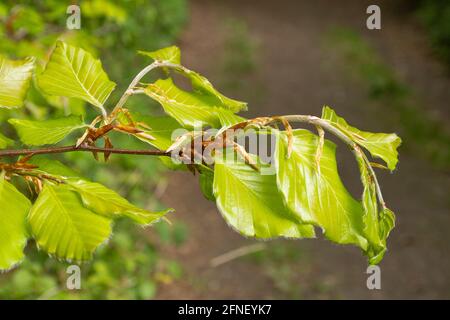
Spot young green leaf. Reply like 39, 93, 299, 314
175, 67, 247, 113
322, 106, 401, 171
138, 46, 181, 64
9, 115, 86, 146
0, 56, 35, 109
117, 112, 182, 150
198, 166, 215, 201
356, 154, 396, 264
66, 179, 171, 225
144, 78, 246, 129
0, 132, 14, 149
29, 183, 112, 262
275, 129, 368, 250
0, 178, 31, 270
38, 41, 116, 114
140, 46, 247, 113
213, 152, 315, 239
144, 78, 222, 128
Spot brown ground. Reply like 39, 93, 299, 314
155, 0, 450, 299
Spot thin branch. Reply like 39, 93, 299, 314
111, 61, 181, 118
0, 145, 170, 158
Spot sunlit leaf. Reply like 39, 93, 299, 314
66, 179, 171, 225
175, 67, 247, 113
356, 154, 395, 264
144, 78, 246, 128
0, 178, 31, 270
322, 106, 401, 170
0, 56, 35, 109
138, 46, 181, 64
38, 41, 116, 112
117, 112, 181, 150
275, 129, 368, 250
9, 115, 86, 146
29, 183, 112, 262
213, 152, 315, 239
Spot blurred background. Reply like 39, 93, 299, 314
0, 0, 449, 299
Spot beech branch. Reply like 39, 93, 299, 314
0, 145, 170, 157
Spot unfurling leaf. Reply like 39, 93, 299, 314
0, 178, 31, 270
213, 152, 315, 239
29, 183, 112, 262
9, 115, 87, 146
275, 129, 368, 250
38, 41, 116, 113
356, 153, 396, 264
0, 132, 14, 149
138, 46, 181, 64
66, 179, 171, 225
322, 106, 401, 170
0, 56, 35, 109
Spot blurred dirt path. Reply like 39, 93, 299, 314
156, 0, 450, 299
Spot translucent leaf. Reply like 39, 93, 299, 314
29, 183, 112, 262
0, 132, 14, 149
144, 78, 245, 129
322, 106, 401, 170
27, 158, 171, 225
175, 67, 247, 113
141, 45, 247, 113
66, 179, 171, 225
213, 152, 315, 239
198, 166, 215, 201
0, 178, 31, 270
38, 41, 116, 112
9, 115, 86, 146
0, 56, 35, 109
275, 130, 368, 250
215, 109, 246, 127
117, 112, 181, 150
138, 46, 181, 64
356, 154, 396, 264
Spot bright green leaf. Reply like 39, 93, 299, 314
28, 158, 80, 178
144, 78, 246, 129
38, 41, 116, 113
275, 129, 368, 250
356, 154, 396, 264
0, 178, 31, 270
322, 106, 401, 170
9, 115, 86, 146
0, 56, 35, 109
29, 183, 112, 262
0, 132, 14, 149
175, 67, 247, 113
213, 152, 315, 239
118, 112, 182, 150
198, 166, 215, 201
138, 46, 181, 64
144, 78, 221, 128
66, 179, 171, 225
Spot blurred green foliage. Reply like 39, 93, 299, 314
326, 27, 450, 170
0, 220, 185, 299
0, 0, 188, 299
416, 0, 450, 67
